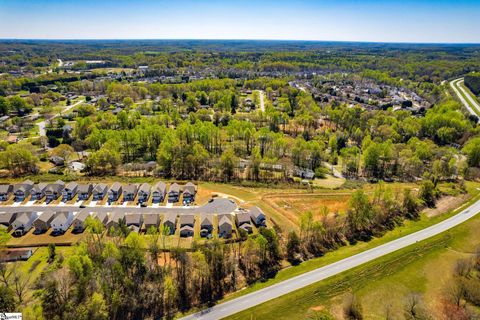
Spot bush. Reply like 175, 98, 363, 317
344, 294, 363, 320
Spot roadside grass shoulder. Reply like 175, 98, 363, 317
217, 182, 480, 303
226, 199, 480, 320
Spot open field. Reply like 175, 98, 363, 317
175, 181, 480, 319
225, 186, 480, 320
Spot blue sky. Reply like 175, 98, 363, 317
0, 0, 478, 43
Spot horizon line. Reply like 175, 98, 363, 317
0, 38, 479, 45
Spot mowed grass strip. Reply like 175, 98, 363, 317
217, 182, 480, 304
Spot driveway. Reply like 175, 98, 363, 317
0, 198, 237, 216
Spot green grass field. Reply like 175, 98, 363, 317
203, 182, 480, 314
226, 196, 480, 319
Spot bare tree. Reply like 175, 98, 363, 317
344, 293, 364, 320
10, 265, 31, 305
404, 293, 430, 320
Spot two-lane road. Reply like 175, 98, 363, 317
182, 198, 480, 320
450, 78, 480, 118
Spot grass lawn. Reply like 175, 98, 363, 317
225, 188, 480, 319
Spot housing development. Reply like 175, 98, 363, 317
0, 1, 480, 318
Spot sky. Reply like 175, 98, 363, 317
0, 0, 479, 43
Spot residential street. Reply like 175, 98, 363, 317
450, 78, 480, 118
36, 99, 84, 138
181, 198, 480, 320
0, 198, 237, 216
257, 90, 265, 112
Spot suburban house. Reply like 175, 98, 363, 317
168, 183, 180, 203
92, 183, 109, 201
152, 181, 167, 203
123, 184, 138, 202
51, 211, 74, 234
77, 184, 93, 200
72, 211, 90, 233
163, 212, 177, 234
180, 225, 194, 237
235, 211, 253, 234
106, 212, 125, 230
218, 215, 233, 238
137, 183, 151, 203
0, 184, 13, 201
200, 213, 213, 237
33, 211, 56, 234
0, 249, 33, 262
125, 213, 143, 231
182, 182, 197, 204
93, 211, 108, 225
174, 213, 194, 235
143, 213, 159, 232
62, 182, 79, 201
249, 206, 266, 227
13, 180, 34, 201
0, 212, 17, 230
293, 166, 315, 180
179, 214, 195, 228
12, 212, 38, 236
45, 180, 65, 202
108, 182, 123, 202
31, 183, 48, 200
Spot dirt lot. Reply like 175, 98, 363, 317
423, 194, 470, 217
265, 193, 351, 225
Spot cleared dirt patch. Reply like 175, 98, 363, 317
264, 193, 351, 228
423, 194, 470, 217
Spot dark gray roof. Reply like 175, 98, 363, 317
143, 213, 159, 225
125, 213, 142, 225
0, 185, 12, 193
110, 182, 122, 192
15, 212, 35, 224
64, 182, 78, 191
236, 211, 251, 225
218, 214, 232, 226
32, 183, 48, 193
138, 183, 151, 194
51, 212, 71, 225
73, 211, 90, 223
0, 212, 17, 225
168, 183, 180, 193
152, 181, 166, 193
78, 184, 93, 193
249, 206, 265, 220
179, 214, 195, 226
123, 184, 138, 194
109, 211, 125, 223
200, 213, 213, 226
93, 211, 108, 222
36, 211, 55, 223
163, 212, 177, 224
93, 183, 108, 193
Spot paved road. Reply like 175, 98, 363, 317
36, 99, 84, 148
257, 90, 265, 112
182, 198, 480, 319
0, 198, 237, 216
450, 78, 480, 118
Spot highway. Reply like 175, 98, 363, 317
450, 78, 480, 118
182, 197, 480, 320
